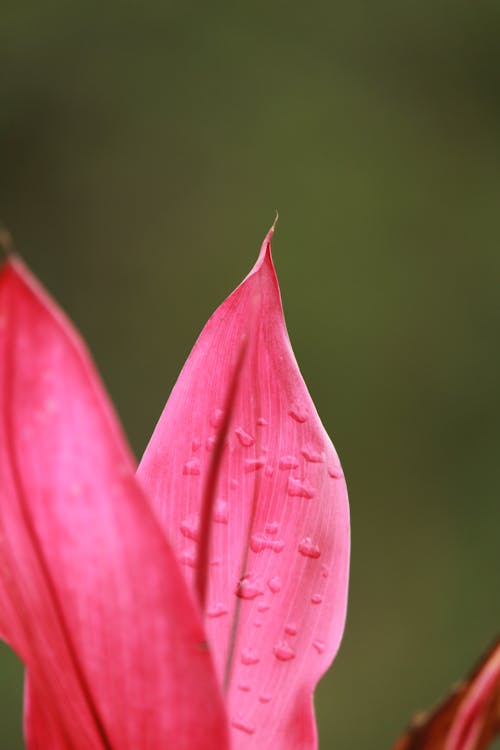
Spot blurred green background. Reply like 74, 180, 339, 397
2, 1, 500, 747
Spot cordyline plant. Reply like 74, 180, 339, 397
0, 226, 350, 749
0, 224, 498, 750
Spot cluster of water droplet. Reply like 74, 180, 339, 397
177, 400, 344, 737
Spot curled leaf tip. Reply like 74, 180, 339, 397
249, 226, 278, 282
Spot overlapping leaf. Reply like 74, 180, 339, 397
0, 258, 229, 750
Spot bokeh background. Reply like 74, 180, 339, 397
2, 2, 500, 747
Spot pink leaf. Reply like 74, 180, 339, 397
445, 641, 500, 749
138, 227, 350, 749
446, 640, 500, 750
0, 258, 229, 750
394, 637, 500, 750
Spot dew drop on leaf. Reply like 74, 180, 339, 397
236, 578, 264, 600
259, 693, 273, 704
241, 647, 260, 665
268, 576, 282, 593
287, 478, 315, 499
298, 537, 321, 558
210, 408, 224, 428
313, 640, 326, 654
244, 458, 265, 473
273, 641, 296, 661
231, 715, 255, 735
279, 455, 299, 470
206, 602, 228, 618
235, 427, 255, 447
288, 404, 308, 423
183, 458, 201, 476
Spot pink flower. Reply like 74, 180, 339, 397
0, 227, 350, 749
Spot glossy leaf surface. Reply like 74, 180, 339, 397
138, 228, 350, 748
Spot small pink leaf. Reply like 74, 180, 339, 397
394, 638, 500, 750
0, 259, 229, 750
138, 227, 350, 749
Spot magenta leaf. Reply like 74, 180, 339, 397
0, 258, 229, 750
394, 637, 500, 750
138, 228, 351, 748
446, 640, 500, 750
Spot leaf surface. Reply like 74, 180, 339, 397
138, 228, 350, 748
0, 258, 229, 750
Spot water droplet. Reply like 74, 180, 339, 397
257, 417, 268, 427
279, 455, 299, 470
298, 537, 321, 558
183, 458, 201, 476
257, 602, 270, 612
230, 478, 239, 490
313, 640, 326, 654
285, 623, 298, 636
238, 682, 251, 692
259, 694, 272, 704
328, 465, 344, 479
288, 404, 308, 423
287, 477, 315, 499
264, 522, 279, 535
231, 715, 255, 735
268, 576, 282, 593
235, 427, 255, 447
180, 514, 200, 541
264, 464, 274, 477
210, 408, 224, 427
236, 578, 264, 600
213, 499, 229, 524
273, 641, 296, 661
244, 458, 265, 473
301, 447, 324, 463
207, 602, 228, 618
241, 647, 260, 665
180, 550, 197, 567
206, 435, 217, 451
311, 594, 323, 604
191, 437, 202, 452
321, 564, 329, 578
250, 533, 284, 554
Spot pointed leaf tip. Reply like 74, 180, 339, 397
247, 226, 275, 274
138, 231, 350, 750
